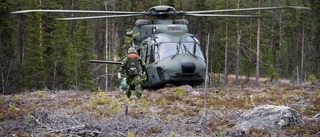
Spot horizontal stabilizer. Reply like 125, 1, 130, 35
90, 60, 122, 64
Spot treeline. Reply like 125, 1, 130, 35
0, 0, 319, 93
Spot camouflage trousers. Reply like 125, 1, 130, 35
125, 74, 142, 98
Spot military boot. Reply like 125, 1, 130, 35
135, 85, 142, 98
136, 91, 142, 98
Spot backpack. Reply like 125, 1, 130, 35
126, 54, 140, 76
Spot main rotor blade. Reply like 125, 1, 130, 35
184, 6, 311, 14
90, 60, 122, 64
186, 14, 263, 17
56, 14, 143, 20
12, 9, 142, 14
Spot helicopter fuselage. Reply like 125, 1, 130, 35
127, 19, 206, 88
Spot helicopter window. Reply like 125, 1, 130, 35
186, 36, 200, 43
154, 42, 205, 60
186, 36, 194, 42
183, 43, 205, 60
156, 43, 178, 60
149, 44, 155, 63
141, 44, 148, 63
156, 36, 170, 42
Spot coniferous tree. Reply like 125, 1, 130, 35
18, 0, 46, 90
63, 42, 79, 89
0, 0, 19, 93
73, 20, 94, 90
64, 0, 95, 91
207, 0, 229, 85
194, 0, 209, 46
40, 0, 68, 90
47, 16, 69, 89
310, 0, 320, 78
301, 1, 315, 80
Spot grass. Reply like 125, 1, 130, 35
0, 83, 319, 136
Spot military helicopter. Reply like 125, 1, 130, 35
12, 4, 310, 89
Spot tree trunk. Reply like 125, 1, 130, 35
301, 16, 305, 82
1, 70, 4, 93
18, 23, 25, 63
110, 18, 118, 90
202, 33, 210, 137
105, 1, 109, 91
39, 0, 43, 56
255, 0, 261, 87
224, 0, 229, 86
276, 13, 282, 75
210, 35, 214, 84
53, 62, 57, 89
235, 0, 241, 86
246, 19, 253, 82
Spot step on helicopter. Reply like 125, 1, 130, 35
12, 4, 310, 89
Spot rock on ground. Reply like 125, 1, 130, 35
235, 105, 303, 130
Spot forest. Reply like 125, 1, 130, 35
0, 0, 320, 93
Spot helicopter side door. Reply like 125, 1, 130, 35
139, 39, 157, 88
141, 42, 164, 88
140, 43, 148, 64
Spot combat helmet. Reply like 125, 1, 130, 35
128, 47, 136, 53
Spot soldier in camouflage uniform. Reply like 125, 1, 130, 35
118, 47, 146, 98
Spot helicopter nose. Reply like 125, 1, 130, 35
181, 59, 196, 73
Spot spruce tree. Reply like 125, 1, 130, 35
40, 0, 68, 90
18, 0, 46, 90
0, 0, 19, 93
310, 0, 320, 78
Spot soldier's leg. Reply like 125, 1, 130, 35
134, 75, 142, 98
126, 77, 132, 98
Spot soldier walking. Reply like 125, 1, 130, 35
118, 47, 146, 98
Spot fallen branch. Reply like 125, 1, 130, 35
46, 124, 86, 134
250, 94, 256, 108
30, 115, 41, 125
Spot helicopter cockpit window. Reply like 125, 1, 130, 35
156, 43, 177, 60
183, 43, 205, 60
156, 36, 170, 42
155, 42, 204, 61
187, 36, 200, 42
186, 36, 194, 42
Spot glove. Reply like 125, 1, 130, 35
117, 72, 121, 79
141, 72, 147, 81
